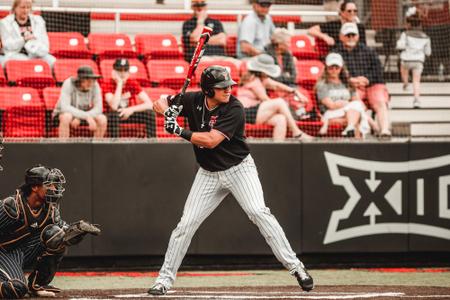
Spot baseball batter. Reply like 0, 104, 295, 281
148, 66, 313, 295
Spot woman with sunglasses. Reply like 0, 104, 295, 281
316, 53, 378, 138
238, 54, 312, 141
308, 0, 366, 52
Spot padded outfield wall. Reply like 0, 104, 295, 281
0, 141, 449, 256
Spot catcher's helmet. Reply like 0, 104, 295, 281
200, 66, 236, 98
25, 165, 66, 202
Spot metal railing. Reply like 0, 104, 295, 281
0, 6, 338, 33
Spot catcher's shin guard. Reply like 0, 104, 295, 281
27, 251, 64, 296
0, 279, 28, 299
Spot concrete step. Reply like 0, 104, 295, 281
387, 82, 450, 95
410, 123, 450, 137
390, 109, 450, 123
390, 96, 450, 109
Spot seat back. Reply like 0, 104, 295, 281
291, 34, 319, 60
5, 59, 55, 89
53, 59, 99, 84
48, 32, 90, 59
295, 60, 325, 89
135, 33, 182, 60
0, 87, 45, 137
88, 33, 136, 59
147, 59, 189, 90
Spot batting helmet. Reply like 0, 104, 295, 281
24, 165, 66, 202
200, 66, 236, 98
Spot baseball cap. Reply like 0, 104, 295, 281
254, 0, 273, 5
113, 58, 130, 71
77, 66, 101, 79
340, 22, 359, 36
325, 53, 344, 67
191, 0, 207, 7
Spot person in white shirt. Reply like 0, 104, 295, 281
0, 0, 56, 67
396, 7, 431, 108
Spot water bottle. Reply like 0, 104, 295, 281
438, 63, 445, 82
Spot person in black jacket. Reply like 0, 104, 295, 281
335, 22, 391, 137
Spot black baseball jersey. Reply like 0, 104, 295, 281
174, 91, 250, 172
0, 190, 64, 251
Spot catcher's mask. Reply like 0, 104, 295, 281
25, 165, 66, 203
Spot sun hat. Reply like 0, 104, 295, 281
247, 54, 281, 78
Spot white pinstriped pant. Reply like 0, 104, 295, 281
155, 155, 301, 289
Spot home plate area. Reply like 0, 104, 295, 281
53, 286, 450, 300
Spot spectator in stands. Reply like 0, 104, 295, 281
316, 52, 378, 138
265, 28, 312, 119
103, 58, 155, 138
53, 66, 107, 138
308, 0, 366, 53
238, 54, 312, 141
0, 0, 55, 67
237, 0, 275, 59
396, 7, 431, 108
335, 22, 391, 137
265, 28, 296, 86
182, 0, 226, 62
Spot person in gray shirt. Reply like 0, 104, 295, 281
53, 66, 107, 138
237, 0, 275, 58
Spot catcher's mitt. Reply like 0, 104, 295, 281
63, 220, 101, 246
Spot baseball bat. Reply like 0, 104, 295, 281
172, 26, 213, 106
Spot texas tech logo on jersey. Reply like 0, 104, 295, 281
209, 116, 218, 128
323, 152, 450, 244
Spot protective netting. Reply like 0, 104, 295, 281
0, 0, 448, 140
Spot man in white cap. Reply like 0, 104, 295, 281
308, 0, 366, 53
237, 0, 275, 58
335, 22, 391, 138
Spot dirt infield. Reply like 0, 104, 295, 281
34, 269, 450, 299
40, 285, 450, 300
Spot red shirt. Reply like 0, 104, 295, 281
102, 79, 143, 110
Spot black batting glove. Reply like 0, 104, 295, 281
164, 117, 183, 136
164, 104, 183, 119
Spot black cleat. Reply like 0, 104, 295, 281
148, 283, 167, 295
292, 264, 314, 292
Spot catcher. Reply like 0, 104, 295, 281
0, 165, 100, 298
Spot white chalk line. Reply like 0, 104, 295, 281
113, 292, 405, 299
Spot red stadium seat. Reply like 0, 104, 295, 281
0, 66, 6, 86
53, 59, 99, 84
48, 32, 90, 59
314, 37, 330, 59
143, 87, 176, 102
225, 35, 237, 58
135, 33, 182, 60
142, 87, 183, 138
88, 33, 136, 60
295, 60, 325, 89
0, 87, 45, 137
147, 59, 189, 90
100, 58, 149, 86
291, 34, 319, 60
195, 60, 240, 85
245, 124, 273, 138
42, 87, 61, 110
5, 60, 55, 89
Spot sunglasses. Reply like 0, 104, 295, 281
215, 86, 232, 91
345, 33, 357, 38
346, 9, 358, 13
259, 2, 272, 8
327, 65, 341, 70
